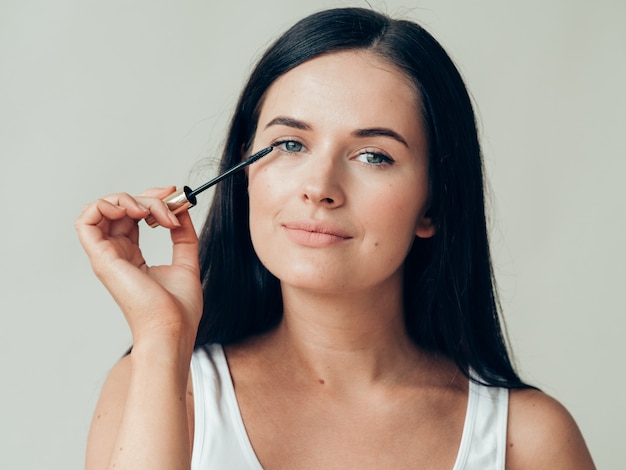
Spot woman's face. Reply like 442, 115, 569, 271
248, 50, 434, 295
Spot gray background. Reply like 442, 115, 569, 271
1, 0, 624, 468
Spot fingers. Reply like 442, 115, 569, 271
75, 186, 199, 254
137, 186, 180, 229
75, 188, 183, 258
76, 187, 180, 230
135, 187, 183, 230
170, 210, 200, 272
75, 195, 148, 258
78, 194, 148, 227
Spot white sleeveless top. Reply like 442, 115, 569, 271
190, 344, 509, 469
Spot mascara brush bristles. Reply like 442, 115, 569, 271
188, 146, 273, 198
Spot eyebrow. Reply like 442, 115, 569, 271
265, 116, 311, 131
265, 116, 409, 147
352, 128, 408, 147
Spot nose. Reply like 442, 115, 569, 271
301, 154, 345, 208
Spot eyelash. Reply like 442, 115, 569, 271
271, 139, 305, 154
355, 150, 394, 167
269, 139, 395, 167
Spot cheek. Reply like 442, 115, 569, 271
247, 164, 277, 209
248, 195, 273, 272
363, 182, 427, 246
247, 171, 270, 235
247, 166, 287, 257
248, 160, 299, 211
247, 164, 271, 195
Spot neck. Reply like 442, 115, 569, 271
264, 279, 426, 388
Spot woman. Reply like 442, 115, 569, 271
76, 8, 595, 469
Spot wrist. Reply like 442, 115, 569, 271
129, 332, 195, 374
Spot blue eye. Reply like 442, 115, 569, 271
274, 140, 304, 153
356, 152, 393, 166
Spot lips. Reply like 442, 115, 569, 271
282, 220, 352, 247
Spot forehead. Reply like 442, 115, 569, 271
257, 50, 423, 130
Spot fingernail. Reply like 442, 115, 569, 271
138, 203, 149, 213
168, 212, 181, 226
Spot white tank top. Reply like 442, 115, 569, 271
190, 344, 509, 469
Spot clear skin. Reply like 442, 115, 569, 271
77, 51, 595, 469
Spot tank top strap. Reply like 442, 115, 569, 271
453, 377, 509, 469
190, 344, 263, 469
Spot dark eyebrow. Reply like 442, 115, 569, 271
265, 117, 408, 147
352, 128, 409, 147
265, 116, 312, 131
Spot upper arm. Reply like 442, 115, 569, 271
85, 356, 195, 469
506, 388, 595, 469
85, 356, 132, 469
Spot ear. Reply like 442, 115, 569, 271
415, 215, 435, 239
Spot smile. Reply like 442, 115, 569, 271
282, 221, 352, 248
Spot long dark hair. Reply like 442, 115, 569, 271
196, 8, 529, 388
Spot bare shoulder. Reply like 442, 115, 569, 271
85, 355, 133, 468
506, 388, 595, 469
85, 355, 196, 469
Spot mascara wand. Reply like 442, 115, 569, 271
145, 146, 274, 228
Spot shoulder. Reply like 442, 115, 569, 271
86, 355, 196, 467
506, 388, 595, 469
91, 354, 196, 411
86, 356, 133, 467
